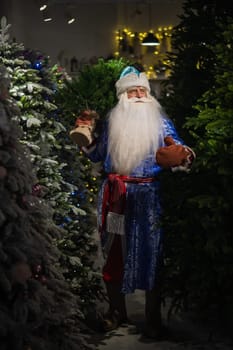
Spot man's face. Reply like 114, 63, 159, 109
127, 86, 147, 100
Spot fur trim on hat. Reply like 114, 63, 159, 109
115, 72, 150, 97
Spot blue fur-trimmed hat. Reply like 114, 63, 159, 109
115, 66, 150, 97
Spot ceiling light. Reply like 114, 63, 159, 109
141, 32, 160, 46
66, 12, 76, 24
44, 17, 52, 22
40, 4, 47, 11
141, 1, 160, 46
43, 12, 52, 22
68, 17, 75, 24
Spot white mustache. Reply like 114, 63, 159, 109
128, 97, 152, 103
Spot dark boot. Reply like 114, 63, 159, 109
102, 281, 128, 331
144, 286, 162, 339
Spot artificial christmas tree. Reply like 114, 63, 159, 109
157, 1, 233, 330
53, 58, 128, 313
55, 57, 128, 203
0, 16, 103, 319
183, 20, 233, 328
161, 0, 233, 139
0, 64, 90, 350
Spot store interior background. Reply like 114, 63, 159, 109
0, 0, 184, 97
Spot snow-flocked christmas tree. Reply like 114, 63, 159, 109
0, 64, 92, 350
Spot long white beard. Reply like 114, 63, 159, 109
108, 92, 163, 175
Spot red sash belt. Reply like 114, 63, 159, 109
100, 173, 157, 235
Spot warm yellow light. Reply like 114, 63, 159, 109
114, 24, 173, 77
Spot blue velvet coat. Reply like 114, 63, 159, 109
84, 116, 185, 293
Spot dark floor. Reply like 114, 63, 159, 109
86, 290, 233, 350
86, 234, 233, 350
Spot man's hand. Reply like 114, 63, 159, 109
156, 136, 191, 168
75, 109, 99, 127
70, 109, 99, 147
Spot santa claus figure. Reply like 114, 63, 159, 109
74, 66, 195, 338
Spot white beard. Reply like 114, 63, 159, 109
108, 92, 163, 175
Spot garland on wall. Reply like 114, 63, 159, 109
114, 26, 173, 79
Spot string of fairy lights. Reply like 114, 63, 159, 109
114, 26, 173, 79
38, 2, 173, 79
